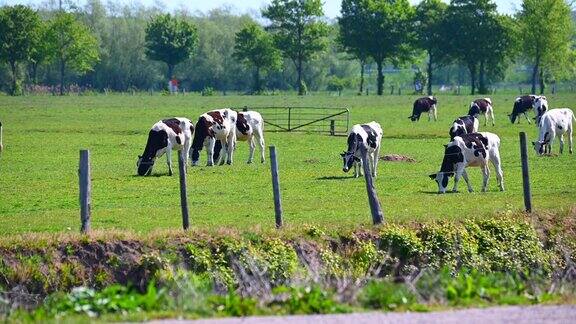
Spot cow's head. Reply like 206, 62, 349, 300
532, 140, 548, 155
429, 172, 452, 194
508, 113, 517, 124
136, 155, 155, 176
341, 151, 359, 172
408, 114, 420, 122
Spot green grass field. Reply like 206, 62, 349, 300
0, 93, 575, 235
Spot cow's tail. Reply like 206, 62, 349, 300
572, 110, 576, 122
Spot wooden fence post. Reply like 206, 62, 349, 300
330, 120, 335, 136
79, 150, 91, 234
269, 146, 283, 228
178, 151, 190, 230
360, 144, 384, 225
519, 132, 533, 212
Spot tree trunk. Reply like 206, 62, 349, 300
59, 58, 65, 96
427, 52, 433, 96
9, 60, 17, 96
531, 55, 540, 95
468, 63, 476, 95
167, 64, 175, 82
359, 60, 365, 95
297, 58, 304, 95
539, 68, 545, 94
376, 59, 384, 96
478, 60, 487, 94
253, 66, 261, 94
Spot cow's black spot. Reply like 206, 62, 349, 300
361, 125, 378, 149
441, 174, 449, 188
162, 118, 183, 134
137, 129, 168, 175
236, 112, 251, 135
175, 136, 182, 145
440, 145, 463, 174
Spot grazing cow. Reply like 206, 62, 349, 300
341, 121, 383, 178
136, 117, 194, 176
509, 95, 539, 124
449, 115, 479, 140
429, 132, 504, 194
191, 108, 238, 166
213, 110, 266, 164
409, 96, 438, 122
468, 98, 495, 126
533, 96, 549, 125
532, 108, 575, 155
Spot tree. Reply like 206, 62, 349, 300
0, 5, 41, 95
45, 12, 100, 95
518, 0, 573, 94
28, 20, 51, 84
443, 0, 515, 95
233, 22, 282, 93
145, 13, 198, 81
339, 0, 416, 96
262, 0, 329, 95
415, 0, 448, 95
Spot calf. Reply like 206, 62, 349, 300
468, 98, 495, 126
533, 108, 575, 155
409, 96, 437, 122
533, 96, 549, 125
191, 108, 238, 166
429, 132, 504, 194
509, 95, 538, 124
449, 115, 479, 140
213, 110, 266, 164
341, 122, 383, 178
136, 118, 194, 176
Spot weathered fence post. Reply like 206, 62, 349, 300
79, 150, 91, 234
330, 120, 335, 136
178, 151, 190, 230
269, 146, 283, 228
519, 132, 533, 212
359, 144, 384, 225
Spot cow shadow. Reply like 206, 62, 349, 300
316, 175, 355, 181
419, 190, 459, 195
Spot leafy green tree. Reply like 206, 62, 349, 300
28, 20, 51, 84
443, 0, 516, 94
339, 0, 416, 96
518, 0, 573, 94
263, 0, 329, 95
233, 22, 282, 93
45, 12, 100, 95
415, 0, 448, 95
0, 5, 41, 95
145, 13, 198, 81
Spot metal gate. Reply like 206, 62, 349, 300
238, 106, 350, 136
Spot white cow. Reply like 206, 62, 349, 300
430, 132, 504, 194
191, 108, 238, 166
341, 122, 383, 178
212, 110, 266, 164
136, 117, 194, 176
533, 108, 575, 155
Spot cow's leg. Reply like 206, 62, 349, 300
372, 147, 380, 178
490, 153, 505, 191
484, 112, 488, 126
524, 112, 531, 124
226, 132, 236, 165
166, 144, 173, 176
247, 135, 255, 164
461, 169, 474, 193
184, 137, 192, 169
206, 139, 215, 166
256, 129, 265, 163
433, 106, 438, 121
569, 126, 573, 154
452, 164, 465, 193
559, 134, 565, 154
489, 108, 495, 126
428, 109, 432, 122
481, 164, 490, 192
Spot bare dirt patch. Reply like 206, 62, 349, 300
379, 154, 417, 163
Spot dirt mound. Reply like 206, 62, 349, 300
379, 154, 417, 163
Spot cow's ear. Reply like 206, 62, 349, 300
340, 152, 345, 157
138, 155, 142, 158
353, 156, 361, 162
429, 173, 437, 180
443, 144, 448, 148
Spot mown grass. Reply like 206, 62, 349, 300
0, 93, 575, 235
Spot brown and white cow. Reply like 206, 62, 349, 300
136, 117, 194, 176
191, 108, 238, 166
430, 132, 504, 194
468, 98, 495, 126
409, 96, 437, 122
213, 110, 266, 164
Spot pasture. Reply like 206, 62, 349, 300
0, 93, 575, 235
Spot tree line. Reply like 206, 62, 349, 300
0, 0, 573, 96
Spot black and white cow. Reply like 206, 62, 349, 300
533, 108, 575, 155
136, 117, 194, 176
509, 95, 539, 124
341, 122, 383, 178
213, 110, 266, 164
533, 96, 549, 125
191, 108, 238, 166
468, 98, 495, 126
429, 132, 504, 194
409, 96, 438, 122
449, 115, 479, 140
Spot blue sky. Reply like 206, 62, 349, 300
0, 0, 524, 17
